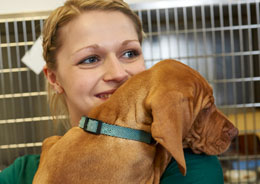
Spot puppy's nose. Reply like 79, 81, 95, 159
228, 127, 239, 140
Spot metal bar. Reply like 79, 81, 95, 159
256, 2, 260, 165
0, 22, 12, 167
174, 7, 180, 59
137, 10, 143, 26
238, 3, 249, 160
156, 9, 162, 59
246, 2, 254, 104
165, 8, 172, 59
14, 20, 27, 155
0, 142, 42, 149
31, 18, 44, 142
4, 21, 19, 157
0, 115, 67, 124
229, 3, 240, 170
210, 4, 218, 111
0, 41, 34, 48
39, 19, 44, 32
0, 15, 48, 23
229, 3, 238, 104
137, 10, 145, 62
0, 91, 47, 99
246, 3, 257, 171
183, 7, 190, 66
192, 6, 199, 70
22, 20, 37, 153
210, 4, 216, 74
0, 67, 29, 73
219, 3, 229, 115
201, 5, 209, 80
257, 2, 260, 77
147, 9, 153, 61
31, 19, 36, 41
213, 76, 260, 82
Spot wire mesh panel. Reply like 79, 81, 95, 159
0, 0, 260, 183
132, 0, 260, 183
0, 16, 64, 171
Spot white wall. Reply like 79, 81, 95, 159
0, 0, 159, 15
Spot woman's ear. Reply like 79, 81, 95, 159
43, 65, 64, 94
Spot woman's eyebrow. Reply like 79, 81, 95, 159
73, 44, 100, 55
121, 39, 139, 46
71, 44, 100, 62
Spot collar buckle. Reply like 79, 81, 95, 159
83, 117, 103, 135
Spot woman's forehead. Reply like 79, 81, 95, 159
57, 11, 139, 55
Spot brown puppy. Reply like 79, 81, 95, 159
33, 59, 238, 184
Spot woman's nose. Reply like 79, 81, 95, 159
103, 55, 128, 83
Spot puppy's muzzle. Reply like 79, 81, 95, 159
227, 127, 239, 140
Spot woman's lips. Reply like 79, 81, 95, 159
96, 93, 113, 99
95, 89, 117, 100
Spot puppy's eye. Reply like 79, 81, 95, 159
203, 104, 211, 113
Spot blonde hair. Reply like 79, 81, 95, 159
42, 0, 144, 128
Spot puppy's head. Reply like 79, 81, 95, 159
183, 94, 239, 155
149, 59, 238, 176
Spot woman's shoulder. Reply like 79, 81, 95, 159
0, 154, 40, 184
160, 149, 224, 184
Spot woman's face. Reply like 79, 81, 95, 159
49, 11, 145, 126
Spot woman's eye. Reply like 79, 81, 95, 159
79, 56, 99, 64
122, 50, 139, 59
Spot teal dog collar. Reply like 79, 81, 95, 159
79, 116, 155, 145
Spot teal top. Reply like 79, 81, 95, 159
0, 149, 224, 184
0, 155, 40, 184
160, 149, 224, 184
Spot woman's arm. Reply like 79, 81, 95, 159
160, 149, 224, 184
0, 155, 40, 184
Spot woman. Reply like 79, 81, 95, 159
0, 0, 224, 183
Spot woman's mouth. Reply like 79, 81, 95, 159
96, 93, 113, 99
95, 89, 117, 100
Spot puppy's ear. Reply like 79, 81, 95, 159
149, 92, 193, 176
